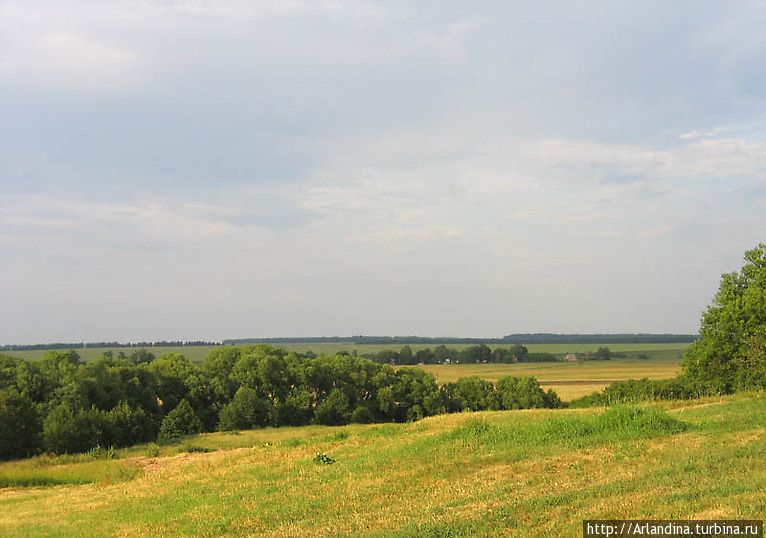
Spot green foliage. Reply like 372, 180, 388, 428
105, 402, 155, 447
569, 377, 700, 407
86, 445, 118, 460
159, 400, 203, 441
495, 376, 561, 409
145, 442, 160, 457
43, 404, 111, 454
312, 452, 336, 465
595, 405, 687, 436
350, 405, 375, 424
682, 243, 766, 393
315, 389, 352, 426
218, 387, 275, 431
0, 388, 42, 460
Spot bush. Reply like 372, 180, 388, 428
314, 389, 351, 426
145, 442, 160, 457
43, 404, 111, 454
217, 387, 275, 431
0, 389, 43, 460
350, 405, 375, 424
87, 445, 117, 459
105, 402, 156, 447
313, 452, 335, 465
159, 400, 203, 441
495, 376, 560, 409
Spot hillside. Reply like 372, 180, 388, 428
2, 394, 764, 537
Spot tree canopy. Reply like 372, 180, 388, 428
682, 243, 766, 393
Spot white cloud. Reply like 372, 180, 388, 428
0, 30, 142, 92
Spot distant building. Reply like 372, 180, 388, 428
564, 353, 578, 362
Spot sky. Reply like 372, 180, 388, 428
1, 1, 765, 344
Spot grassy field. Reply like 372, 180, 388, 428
1, 393, 763, 537
7, 342, 689, 363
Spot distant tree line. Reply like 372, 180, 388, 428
225, 334, 697, 346
361, 344, 560, 365
0, 345, 560, 460
0, 341, 221, 352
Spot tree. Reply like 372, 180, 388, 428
43, 404, 110, 454
218, 387, 275, 431
682, 243, 766, 393
314, 389, 351, 426
0, 389, 42, 460
159, 399, 202, 440
495, 376, 560, 409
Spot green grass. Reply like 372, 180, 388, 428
0, 393, 763, 537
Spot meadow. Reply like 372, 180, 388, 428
1, 393, 763, 537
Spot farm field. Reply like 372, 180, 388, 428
6, 342, 689, 363
1, 393, 763, 537
418, 355, 683, 401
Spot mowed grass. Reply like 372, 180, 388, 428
8, 342, 689, 363
1, 393, 764, 537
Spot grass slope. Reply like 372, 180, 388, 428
1, 393, 764, 537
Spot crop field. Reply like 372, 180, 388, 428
7, 342, 689, 363
419, 355, 683, 401
1, 393, 763, 537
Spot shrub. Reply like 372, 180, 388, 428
145, 442, 160, 457
350, 405, 375, 424
314, 389, 351, 426
217, 387, 275, 431
87, 445, 117, 459
0, 388, 43, 460
313, 452, 335, 465
495, 376, 560, 409
105, 402, 155, 447
159, 400, 203, 441
43, 404, 110, 454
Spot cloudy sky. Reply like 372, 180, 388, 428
2, 1, 765, 343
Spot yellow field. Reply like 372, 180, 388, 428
416, 356, 682, 401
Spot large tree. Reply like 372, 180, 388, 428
682, 243, 766, 393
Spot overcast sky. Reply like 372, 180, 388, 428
2, 1, 765, 343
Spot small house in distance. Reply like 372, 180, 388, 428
564, 353, 578, 362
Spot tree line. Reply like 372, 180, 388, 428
0, 346, 560, 460
361, 344, 619, 365
0, 341, 220, 352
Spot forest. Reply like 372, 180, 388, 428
0, 346, 561, 460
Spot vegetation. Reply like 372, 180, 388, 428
0, 346, 561, 461
0, 394, 762, 536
